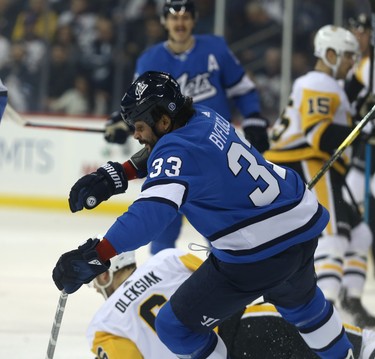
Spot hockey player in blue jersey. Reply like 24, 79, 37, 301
106, 0, 268, 149
0, 78, 7, 124
54, 71, 355, 358
93, 0, 269, 255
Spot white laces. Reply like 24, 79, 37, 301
188, 242, 211, 257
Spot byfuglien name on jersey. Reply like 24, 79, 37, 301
209, 115, 230, 150
115, 271, 162, 313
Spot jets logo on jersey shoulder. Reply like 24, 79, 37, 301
177, 73, 217, 102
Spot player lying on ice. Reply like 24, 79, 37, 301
87, 248, 375, 359
54, 70, 360, 358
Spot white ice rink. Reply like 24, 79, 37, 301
0, 207, 207, 359
1, 207, 374, 359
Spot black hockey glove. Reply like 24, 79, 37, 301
129, 147, 149, 178
242, 116, 270, 153
104, 111, 132, 144
69, 161, 128, 213
358, 92, 375, 119
52, 238, 110, 294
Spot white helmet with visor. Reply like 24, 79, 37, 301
314, 25, 359, 78
92, 251, 136, 299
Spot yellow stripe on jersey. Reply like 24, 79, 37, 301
343, 323, 362, 335
264, 148, 347, 175
265, 146, 325, 162
309, 120, 330, 151
92, 332, 143, 359
179, 253, 203, 271
268, 133, 303, 150
243, 304, 279, 317
346, 259, 368, 270
303, 159, 334, 234
354, 56, 369, 86
314, 263, 344, 274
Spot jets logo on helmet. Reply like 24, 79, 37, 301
163, 0, 196, 19
135, 81, 148, 100
120, 71, 187, 128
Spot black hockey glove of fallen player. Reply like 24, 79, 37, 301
69, 161, 128, 213
242, 115, 270, 153
52, 238, 110, 294
104, 110, 133, 144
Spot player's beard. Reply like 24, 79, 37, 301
140, 127, 165, 153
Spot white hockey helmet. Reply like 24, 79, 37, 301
109, 251, 136, 273
93, 251, 136, 299
314, 25, 359, 77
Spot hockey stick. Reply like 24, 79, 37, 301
4, 104, 105, 133
45, 290, 68, 359
307, 104, 375, 189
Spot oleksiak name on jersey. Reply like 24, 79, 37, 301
115, 271, 162, 313
135, 34, 260, 120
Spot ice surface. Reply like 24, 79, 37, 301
0, 207, 374, 358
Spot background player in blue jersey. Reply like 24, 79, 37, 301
106, 0, 268, 150
54, 71, 355, 359
0, 78, 8, 124
93, 0, 270, 255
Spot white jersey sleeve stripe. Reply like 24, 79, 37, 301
211, 188, 318, 251
137, 182, 187, 209
226, 74, 256, 99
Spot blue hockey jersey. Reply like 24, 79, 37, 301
134, 35, 260, 121
105, 105, 329, 264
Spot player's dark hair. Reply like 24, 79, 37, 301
151, 96, 195, 129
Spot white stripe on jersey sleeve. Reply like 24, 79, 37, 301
137, 182, 186, 208
0, 78, 6, 91
226, 74, 256, 99
212, 189, 319, 251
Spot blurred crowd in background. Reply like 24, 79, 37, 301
0, 0, 371, 122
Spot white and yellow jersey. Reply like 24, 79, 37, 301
354, 55, 371, 89
265, 71, 353, 174
86, 248, 203, 359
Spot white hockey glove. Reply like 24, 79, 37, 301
104, 111, 132, 144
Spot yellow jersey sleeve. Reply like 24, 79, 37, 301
91, 331, 143, 359
179, 253, 203, 271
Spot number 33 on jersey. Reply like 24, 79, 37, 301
129, 104, 329, 264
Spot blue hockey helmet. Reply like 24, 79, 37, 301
120, 71, 187, 127
162, 0, 196, 19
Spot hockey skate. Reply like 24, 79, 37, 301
340, 290, 375, 328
